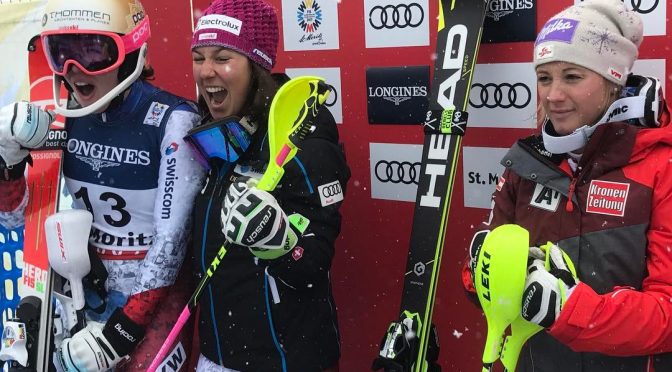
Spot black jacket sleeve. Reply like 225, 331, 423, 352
265, 108, 350, 289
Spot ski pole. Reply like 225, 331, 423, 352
45, 209, 94, 335
473, 224, 529, 372
499, 243, 576, 371
147, 76, 331, 372
499, 316, 542, 372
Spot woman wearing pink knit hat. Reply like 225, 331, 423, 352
186, 0, 349, 371
462, 0, 672, 370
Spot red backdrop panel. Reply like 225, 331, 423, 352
142, 1, 672, 370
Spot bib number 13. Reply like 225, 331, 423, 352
74, 186, 131, 227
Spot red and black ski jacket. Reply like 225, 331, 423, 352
466, 113, 672, 370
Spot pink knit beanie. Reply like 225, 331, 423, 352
191, 0, 279, 70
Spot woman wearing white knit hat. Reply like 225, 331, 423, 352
461, 0, 672, 370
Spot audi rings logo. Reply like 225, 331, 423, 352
581, 0, 659, 14
369, 3, 424, 30
321, 183, 342, 197
375, 160, 421, 184
469, 83, 532, 109
318, 180, 343, 206
629, 0, 658, 14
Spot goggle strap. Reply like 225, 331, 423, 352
122, 16, 151, 53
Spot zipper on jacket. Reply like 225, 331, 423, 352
566, 177, 577, 212
202, 164, 231, 366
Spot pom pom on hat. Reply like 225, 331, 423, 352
533, 0, 643, 85
191, 0, 279, 70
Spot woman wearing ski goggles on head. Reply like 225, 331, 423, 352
0, 0, 205, 371
42, 17, 149, 79
184, 0, 349, 371
40, 9, 151, 116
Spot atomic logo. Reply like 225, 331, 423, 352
165, 142, 179, 156
297, 0, 322, 33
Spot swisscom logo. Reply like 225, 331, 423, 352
165, 143, 179, 156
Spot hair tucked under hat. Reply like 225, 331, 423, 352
533, 0, 643, 86
191, 0, 279, 70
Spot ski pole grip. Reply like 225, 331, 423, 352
45, 209, 94, 310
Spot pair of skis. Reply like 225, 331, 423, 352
0, 36, 70, 372
374, 0, 489, 371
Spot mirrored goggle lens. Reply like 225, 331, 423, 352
44, 34, 121, 74
184, 118, 251, 165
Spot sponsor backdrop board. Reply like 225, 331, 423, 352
482, 0, 537, 43
144, 0, 672, 370
366, 66, 430, 124
576, 0, 666, 36
1, 0, 664, 370
468, 62, 537, 129
369, 143, 423, 202
364, 0, 430, 48
632, 59, 667, 92
286, 67, 343, 124
281, 0, 340, 51
462, 147, 509, 209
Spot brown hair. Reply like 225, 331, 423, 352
242, 62, 280, 126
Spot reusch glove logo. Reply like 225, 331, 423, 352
114, 323, 137, 343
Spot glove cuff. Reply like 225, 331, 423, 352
0, 155, 29, 181
102, 308, 145, 357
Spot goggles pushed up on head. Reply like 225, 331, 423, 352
41, 16, 150, 76
184, 116, 252, 169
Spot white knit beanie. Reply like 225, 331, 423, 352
533, 0, 643, 86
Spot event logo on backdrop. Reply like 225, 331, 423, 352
576, 0, 666, 36
364, 0, 429, 48
285, 67, 343, 124
370, 143, 423, 202
482, 0, 536, 43
282, 0, 339, 50
366, 66, 429, 124
468, 62, 537, 129
462, 147, 508, 209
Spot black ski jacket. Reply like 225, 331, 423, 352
191, 84, 350, 371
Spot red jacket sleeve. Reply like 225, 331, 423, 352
549, 145, 672, 355
0, 178, 26, 212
